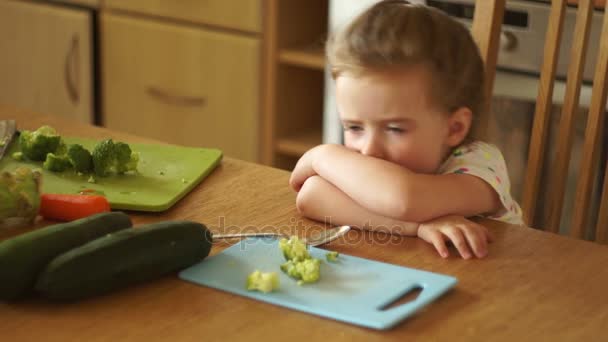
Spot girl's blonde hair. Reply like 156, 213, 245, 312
326, 0, 485, 133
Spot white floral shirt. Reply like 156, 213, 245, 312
438, 141, 524, 225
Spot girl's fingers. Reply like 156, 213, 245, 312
420, 228, 450, 258
430, 233, 450, 258
462, 224, 488, 258
484, 226, 495, 243
442, 228, 472, 259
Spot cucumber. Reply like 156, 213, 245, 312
0, 211, 132, 300
35, 220, 212, 301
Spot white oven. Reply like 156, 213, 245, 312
323, 0, 608, 235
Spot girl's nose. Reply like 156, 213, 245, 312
360, 134, 385, 159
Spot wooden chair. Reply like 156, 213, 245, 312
471, 0, 608, 243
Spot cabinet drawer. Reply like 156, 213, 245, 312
103, 0, 261, 33
0, 0, 93, 123
101, 13, 260, 161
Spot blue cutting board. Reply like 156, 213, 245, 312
179, 239, 457, 330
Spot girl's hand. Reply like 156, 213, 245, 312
417, 215, 493, 259
290, 144, 336, 192
289, 148, 317, 192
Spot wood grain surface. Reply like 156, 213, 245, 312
1, 105, 607, 341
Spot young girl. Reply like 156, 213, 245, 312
289, 0, 523, 259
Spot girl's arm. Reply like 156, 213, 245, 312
297, 175, 420, 235
290, 144, 501, 223
298, 175, 492, 258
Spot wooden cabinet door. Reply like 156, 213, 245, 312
101, 13, 260, 161
103, 0, 262, 33
0, 0, 93, 123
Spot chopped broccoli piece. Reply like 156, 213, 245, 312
278, 236, 310, 262
246, 270, 280, 293
67, 144, 93, 173
278, 236, 321, 284
280, 258, 321, 284
11, 151, 23, 161
91, 139, 139, 177
279, 260, 300, 279
326, 251, 339, 262
18, 125, 63, 161
0, 167, 41, 222
43, 153, 72, 172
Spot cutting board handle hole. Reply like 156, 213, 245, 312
378, 286, 423, 311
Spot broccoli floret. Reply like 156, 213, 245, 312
326, 251, 339, 262
246, 270, 280, 293
18, 126, 63, 161
91, 139, 139, 177
280, 258, 321, 284
43, 153, 72, 172
278, 236, 310, 262
67, 144, 93, 173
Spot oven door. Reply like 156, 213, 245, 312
488, 71, 607, 236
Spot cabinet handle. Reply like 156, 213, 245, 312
64, 35, 80, 104
146, 86, 206, 107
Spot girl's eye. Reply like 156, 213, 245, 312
387, 126, 405, 133
343, 125, 363, 132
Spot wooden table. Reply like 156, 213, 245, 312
2, 106, 608, 341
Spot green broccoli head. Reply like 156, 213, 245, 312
114, 142, 139, 174
18, 125, 63, 161
67, 144, 93, 173
246, 270, 280, 293
43, 153, 72, 172
278, 236, 310, 262
91, 139, 139, 177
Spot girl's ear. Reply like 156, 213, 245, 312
445, 107, 472, 147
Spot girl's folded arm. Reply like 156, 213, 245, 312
296, 175, 420, 235
310, 144, 501, 222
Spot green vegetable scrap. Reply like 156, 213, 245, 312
246, 270, 280, 293
278, 236, 321, 285
18, 126, 62, 161
11, 152, 23, 161
326, 251, 339, 262
0, 167, 41, 223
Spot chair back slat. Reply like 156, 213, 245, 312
521, 0, 568, 226
597, 167, 608, 243
470, 0, 505, 141
571, 6, 608, 238
544, 0, 595, 233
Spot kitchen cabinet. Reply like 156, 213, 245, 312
0, 0, 94, 124
261, 0, 328, 169
101, 1, 261, 162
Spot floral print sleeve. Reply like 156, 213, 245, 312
438, 141, 524, 225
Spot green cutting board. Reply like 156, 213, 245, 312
0, 137, 222, 212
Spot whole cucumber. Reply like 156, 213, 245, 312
0, 211, 133, 300
36, 220, 212, 301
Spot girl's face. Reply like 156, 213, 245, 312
336, 67, 470, 174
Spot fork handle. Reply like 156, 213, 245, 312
212, 232, 282, 240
